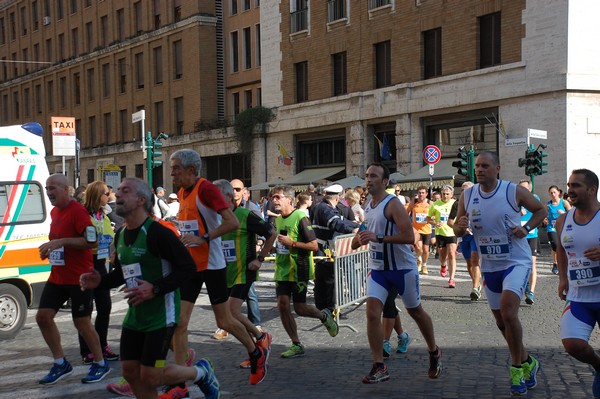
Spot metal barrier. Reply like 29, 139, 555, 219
332, 234, 370, 332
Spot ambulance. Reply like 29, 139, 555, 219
0, 122, 52, 339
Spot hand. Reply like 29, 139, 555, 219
583, 246, 600, 261
356, 231, 375, 246
123, 278, 154, 306
39, 239, 62, 260
511, 225, 528, 238
278, 234, 292, 247
180, 234, 204, 247
80, 268, 101, 291
558, 278, 568, 301
248, 259, 261, 271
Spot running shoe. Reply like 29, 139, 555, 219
417, 260, 422, 274
38, 360, 74, 385
396, 332, 413, 354
212, 328, 229, 340
82, 353, 94, 365
552, 263, 559, 275
522, 355, 540, 389
383, 340, 392, 358
510, 366, 527, 396
106, 377, 135, 397
420, 265, 428, 275
257, 331, 273, 353
525, 292, 535, 305
159, 385, 189, 399
470, 285, 482, 301
185, 347, 196, 367
321, 308, 339, 337
104, 345, 120, 361
428, 347, 442, 379
82, 362, 111, 384
362, 364, 390, 384
249, 346, 268, 385
195, 358, 220, 399
448, 279, 456, 288
593, 370, 600, 399
239, 358, 251, 369
281, 343, 305, 358
440, 266, 447, 277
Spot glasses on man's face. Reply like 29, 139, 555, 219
395, 190, 400, 193
233, 187, 243, 192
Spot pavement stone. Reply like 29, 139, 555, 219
0, 252, 598, 399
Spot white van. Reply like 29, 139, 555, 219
0, 122, 52, 339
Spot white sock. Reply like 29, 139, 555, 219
94, 359, 107, 367
54, 357, 65, 365
194, 365, 206, 383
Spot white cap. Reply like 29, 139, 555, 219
324, 184, 344, 194
168, 193, 178, 199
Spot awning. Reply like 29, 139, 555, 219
248, 177, 285, 191
389, 172, 406, 183
333, 175, 365, 188
394, 158, 456, 191
281, 166, 345, 186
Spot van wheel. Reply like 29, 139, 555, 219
0, 285, 28, 340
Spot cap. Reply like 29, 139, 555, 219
324, 184, 343, 194
168, 193, 178, 199
156, 186, 165, 192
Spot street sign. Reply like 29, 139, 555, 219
132, 110, 145, 124
528, 128, 547, 139
505, 137, 527, 147
429, 164, 435, 176
51, 116, 76, 156
423, 145, 441, 165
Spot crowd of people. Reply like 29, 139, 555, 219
35, 148, 600, 398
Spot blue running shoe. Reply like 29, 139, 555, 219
195, 358, 220, 399
510, 366, 527, 396
39, 360, 73, 385
593, 370, 600, 399
396, 332, 413, 354
382, 340, 392, 358
522, 355, 540, 389
82, 362, 111, 384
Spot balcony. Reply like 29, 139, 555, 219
291, 8, 308, 33
327, 0, 346, 22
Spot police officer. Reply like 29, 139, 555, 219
311, 184, 359, 311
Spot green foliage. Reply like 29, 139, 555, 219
233, 106, 274, 153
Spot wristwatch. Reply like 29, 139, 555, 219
257, 255, 265, 262
523, 224, 532, 233
152, 284, 161, 296
376, 234, 384, 243
202, 232, 210, 242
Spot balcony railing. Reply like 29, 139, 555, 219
327, 0, 346, 22
291, 8, 308, 33
368, 0, 391, 10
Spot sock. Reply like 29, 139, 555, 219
417, 256, 422, 262
423, 263, 427, 267
429, 346, 439, 356
250, 348, 260, 359
94, 359, 107, 367
54, 357, 65, 365
257, 333, 264, 341
511, 365, 522, 369
292, 341, 302, 347
194, 365, 206, 383
375, 362, 385, 369
399, 332, 408, 340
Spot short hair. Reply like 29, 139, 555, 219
441, 184, 454, 193
295, 192, 311, 207
572, 168, 599, 191
170, 149, 202, 177
213, 179, 234, 199
417, 185, 428, 192
271, 185, 295, 200
367, 162, 390, 180
122, 177, 154, 214
461, 181, 474, 189
477, 151, 500, 166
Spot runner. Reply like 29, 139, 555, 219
427, 185, 457, 287
406, 185, 432, 275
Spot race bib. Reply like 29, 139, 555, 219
440, 213, 449, 223
222, 240, 237, 262
276, 241, 289, 255
415, 213, 427, 223
122, 263, 143, 288
477, 235, 510, 260
179, 219, 200, 246
97, 234, 113, 259
49, 247, 65, 266
369, 242, 384, 269
569, 257, 600, 287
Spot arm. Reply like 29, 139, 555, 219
277, 216, 319, 252
452, 193, 469, 237
247, 214, 277, 271
515, 186, 547, 236
555, 214, 568, 300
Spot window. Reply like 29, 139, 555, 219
154, 101, 164, 132
103, 112, 111, 144
13, 91, 19, 119
73, 72, 81, 104
256, 87, 261, 106
87, 168, 95, 182
374, 41, 391, 88
9, 12, 15, 40
58, 33, 65, 60
291, 0, 308, 33
153, 47, 163, 84
47, 80, 54, 111
70, 0, 77, 14
71, 27, 79, 57
243, 0, 251, 11
373, 125, 396, 165
134, 2, 143, 34
32, 1, 39, 31
20, 7, 27, 36
22, 48, 29, 74
59, 76, 67, 108
230, 0, 238, 15
35, 84, 41, 113
255, 24, 261, 66
88, 115, 96, 147
100, 15, 108, 47
101, 63, 110, 97
11, 53, 17, 77
0, 18, 5, 45
173, 40, 182, 79
230, 31, 239, 73
43, 0, 51, 17
85, 22, 93, 52
244, 90, 252, 109
298, 136, 345, 169
57, 0, 64, 20
2, 94, 7, 122
243, 27, 251, 69
206, 154, 250, 182
117, 9, 125, 41
33, 44, 39, 70
45, 38, 52, 63
423, 27, 442, 79
232, 92, 240, 117
368, 0, 391, 9
1, 57, 6, 81
154, 0, 161, 29
135, 52, 144, 88
295, 61, 308, 103
118, 58, 127, 93
23, 88, 30, 116
135, 164, 143, 179
119, 109, 128, 143
84, 0, 91, 7
479, 12, 501, 68
0, 182, 46, 225
174, 0, 182, 22
87, 68, 95, 101
174, 96, 184, 135
332, 52, 347, 96
328, 0, 346, 22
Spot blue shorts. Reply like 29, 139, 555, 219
367, 269, 420, 309
483, 265, 530, 310
560, 301, 600, 341
459, 234, 478, 260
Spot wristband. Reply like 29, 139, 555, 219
292, 241, 297, 248
523, 224, 532, 233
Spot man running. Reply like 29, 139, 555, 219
556, 169, 600, 399
406, 185, 432, 275
453, 151, 545, 396
352, 162, 441, 384
427, 185, 457, 287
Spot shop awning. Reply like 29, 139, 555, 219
394, 158, 456, 191
281, 166, 345, 186
333, 175, 365, 188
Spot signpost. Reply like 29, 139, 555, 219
423, 145, 441, 194
51, 116, 76, 177
132, 110, 146, 158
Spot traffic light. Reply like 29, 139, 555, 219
518, 145, 535, 177
519, 144, 548, 177
151, 132, 169, 169
535, 144, 548, 175
452, 146, 470, 179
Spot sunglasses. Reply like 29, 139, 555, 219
233, 187, 243, 192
